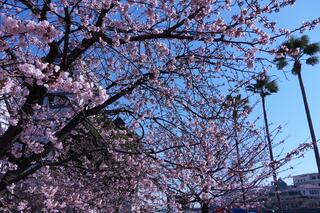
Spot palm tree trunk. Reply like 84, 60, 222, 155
297, 71, 320, 173
261, 96, 283, 213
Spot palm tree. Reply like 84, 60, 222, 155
246, 75, 283, 213
225, 94, 250, 208
274, 35, 320, 173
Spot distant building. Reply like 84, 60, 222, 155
293, 173, 320, 187
0, 99, 9, 135
264, 173, 320, 211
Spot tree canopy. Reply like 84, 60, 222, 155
0, 0, 319, 211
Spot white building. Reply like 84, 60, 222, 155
293, 173, 320, 187
0, 99, 9, 135
265, 173, 320, 210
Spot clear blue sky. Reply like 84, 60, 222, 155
251, 0, 320, 183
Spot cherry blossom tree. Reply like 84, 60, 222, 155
145, 106, 270, 212
224, 94, 251, 208
0, 0, 319, 211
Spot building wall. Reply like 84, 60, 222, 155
293, 173, 320, 186
0, 100, 9, 135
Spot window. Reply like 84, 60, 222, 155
309, 190, 319, 195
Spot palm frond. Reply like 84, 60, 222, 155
284, 36, 310, 50
256, 79, 268, 90
275, 58, 288, 70
306, 56, 319, 66
300, 35, 310, 47
246, 85, 256, 93
285, 37, 301, 49
247, 76, 279, 97
266, 80, 279, 94
225, 94, 249, 107
304, 43, 320, 55
275, 35, 319, 75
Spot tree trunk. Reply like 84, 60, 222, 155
201, 202, 209, 213
261, 96, 283, 213
297, 71, 320, 173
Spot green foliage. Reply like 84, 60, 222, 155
245, 84, 256, 93
225, 94, 249, 106
304, 43, 320, 55
283, 36, 305, 50
224, 94, 250, 117
274, 35, 320, 74
246, 75, 279, 97
300, 35, 310, 47
274, 57, 288, 70
286, 35, 310, 49
265, 80, 279, 94
306, 56, 319, 65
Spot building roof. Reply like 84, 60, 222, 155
296, 184, 320, 189
292, 173, 319, 178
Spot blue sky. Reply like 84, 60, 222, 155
250, 0, 320, 183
